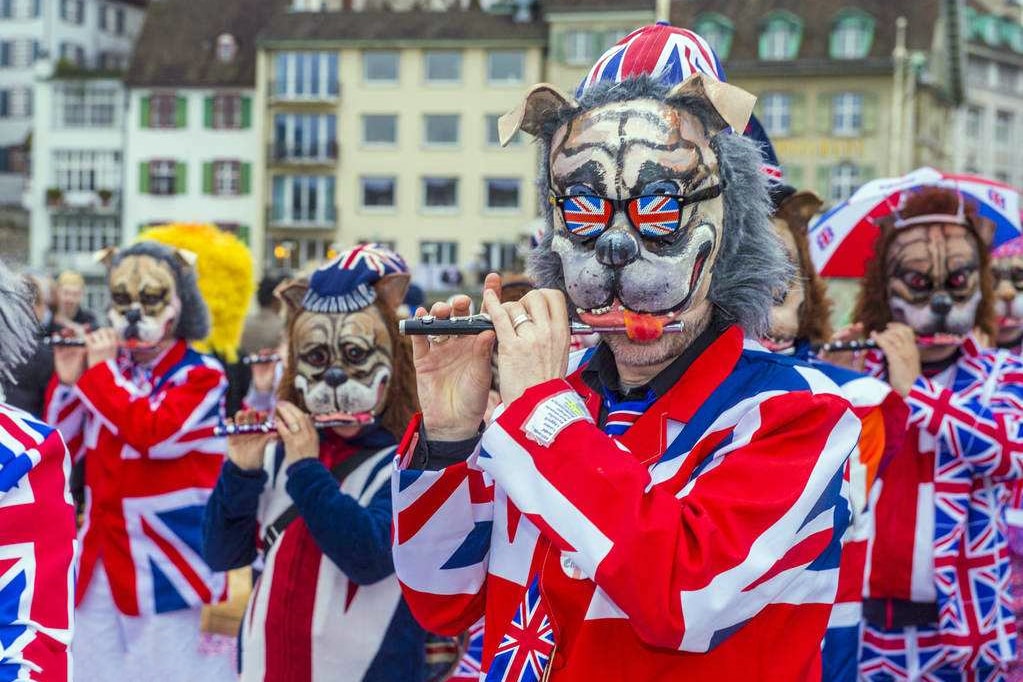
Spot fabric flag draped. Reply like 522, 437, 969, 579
807, 167, 1022, 278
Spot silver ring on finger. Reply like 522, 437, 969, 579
427, 334, 450, 345
512, 313, 533, 331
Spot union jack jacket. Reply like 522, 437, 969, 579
392, 326, 859, 681
0, 402, 77, 681
44, 339, 228, 616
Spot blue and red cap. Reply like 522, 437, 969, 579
303, 243, 409, 314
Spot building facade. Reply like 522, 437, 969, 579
257, 6, 546, 287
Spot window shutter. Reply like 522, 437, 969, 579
204, 97, 214, 128
241, 96, 252, 128
589, 31, 605, 60
1, 0, 11, 19
553, 33, 565, 63
240, 162, 251, 195
175, 95, 187, 128
828, 26, 840, 59
0, 91, 8, 117
789, 93, 807, 134
33, 0, 40, 17
202, 162, 214, 194
0, 43, 9, 68
862, 92, 879, 133
140, 96, 151, 128
816, 165, 832, 198
816, 93, 832, 134
758, 29, 770, 60
139, 162, 150, 193
175, 162, 187, 194
237, 224, 250, 245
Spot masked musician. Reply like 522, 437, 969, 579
848, 187, 1023, 681
0, 257, 76, 680
761, 184, 909, 681
202, 244, 428, 682
390, 24, 860, 680
991, 236, 1023, 355
44, 242, 234, 681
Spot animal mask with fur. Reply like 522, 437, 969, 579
525, 77, 790, 366
991, 250, 1023, 348
853, 187, 995, 356
97, 242, 209, 348
275, 274, 418, 437
763, 191, 833, 353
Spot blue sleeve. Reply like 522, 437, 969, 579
285, 458, 395, 585
202, 460, 268, 571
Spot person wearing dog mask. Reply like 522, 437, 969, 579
44, 241, 234, 681
202, 244, 428, 681
389, 24, 860, 681
846, 187, 1023, 681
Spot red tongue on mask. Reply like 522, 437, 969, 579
623, 310, 665, 342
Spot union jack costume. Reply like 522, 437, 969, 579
392, 327, 859, 680
0, 402, 76, 682
859, 338, 1023, 681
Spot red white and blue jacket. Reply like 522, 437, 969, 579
392, 326, 859, 681
44, 340, 228, 616
861, 337, 1023, 674
0, 402, 77, 681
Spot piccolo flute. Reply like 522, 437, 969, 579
812, 339, 880, 353
214, 413, 375, 437
43, 336, 86, 347
241, 352, 281, 366
399, 314, 684, 336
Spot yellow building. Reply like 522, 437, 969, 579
256, 6, 545, 289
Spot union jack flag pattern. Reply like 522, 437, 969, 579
449, 620, 485, 682
860, 338, 1023, 680
392, 327, 858, 680
44, 339, 228, 616
627, 196, 681, 238
559, 196, 612, 239
485, 578, 555, 682
0, 402, 76, 682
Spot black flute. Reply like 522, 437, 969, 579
812, 339, 881, 353
398, 314, 684, 336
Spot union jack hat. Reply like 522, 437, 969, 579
992, 235, 1023, 258
303, 243, 409, 313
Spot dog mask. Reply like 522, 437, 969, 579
991, 237, 1023, 348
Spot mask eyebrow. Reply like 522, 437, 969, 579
631, 161, 708, 196
551, 159, 609, 196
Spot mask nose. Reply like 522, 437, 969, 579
930, 293, 953, 317
594, 230, 640, 268
124, 308, 142, 324
322, 367, 349, 388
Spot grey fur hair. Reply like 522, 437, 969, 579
111, 241, 210, 341
0, 258, 38, 388
527, 76, 793, 337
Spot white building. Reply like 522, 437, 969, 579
120, 0, 277, 264
1, 0, 145, 204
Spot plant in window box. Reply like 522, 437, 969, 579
46, 188, 64, 207
97, 189, 113, 207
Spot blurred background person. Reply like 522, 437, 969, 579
241, 274, 286, 357
46, 270, 98, 337
2, 274, 55, 418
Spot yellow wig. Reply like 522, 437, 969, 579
139, 223, 254, 363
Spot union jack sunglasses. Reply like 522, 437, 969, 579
550, 184, 722, 241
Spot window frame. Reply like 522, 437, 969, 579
760, 92, 792, 137
213, 93, 242, 130
487, 50, 525, 85
362, 113, 398, 146
360, 176, 397, 210
829, 162, 860, 203
213, 160, 241, 196
423, 113, 460, 147
423, 50, 462, 84
150, 92, 179, 129
831, 92, 863, 137
422, 176, 459, 211
759, 12, 803, 61
484, 177, 522, 212
149, 159, 177, 196
363, 51, 400, 84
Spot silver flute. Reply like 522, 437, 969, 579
812, 339, 881, 353
214, 414, 374, 437
241, 352, 281, 366
398, 314, 684, 336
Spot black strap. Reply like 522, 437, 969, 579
261, 446, 384, 553
862, 598, 939, 629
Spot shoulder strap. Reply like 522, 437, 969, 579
261, 445, 384, 554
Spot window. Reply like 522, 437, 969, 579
51, 216, 119, 255
212, 94, 241, 129
98, 51, 127, 71
274, 52, 340, 99
479, 241, 519, 274
486, 114, 521, 147
2, 0, 41, 19
361, 177, 396, 209
997, 64, 1018, 91
418, 241, 461, 289
362, 114, 397, 145
364, 51, 399, 83
217, 34, 237, 63
831, 92, 862, 136
98, 4, 108, 29
759, 12, 802, 61
53, 150, 121, 192
267, 237, 335, 274
0, 87, 31, 118
212, 161, 241, 196
830, 11, 874, 60
485, 178, 521, 211
829, 162, 860, 203
564, 31, 595, 66
115, 7, 125, 35
271, 175, 336, 225
149, 93, 179, 128
996, 171, 1012, 184
1, 39, 39, 68
60, 0, 83, 24
59, 42, 86, 67
148, 160, 179, 196
694, 13, 735, 60
56, 84, 118, 128
996, 110, 1014, 144
760, 93, 791, 137
424, 51, 461, 83
488, 50, 525, 84
273, 113, 337, 160
423, 177, 458, 209
966, 106, 983, 138
424, 114, 459, 146
420, 241, 458, 266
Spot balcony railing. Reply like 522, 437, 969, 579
46, 189, 121, 213
266, 206, 338, 229
268, 82, 341, 103
269, 141, 339, 165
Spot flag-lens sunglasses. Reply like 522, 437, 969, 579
550, 185, 722, 241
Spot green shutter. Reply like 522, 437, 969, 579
758, 30, 770, 60
553, 33, 565, 63
139, 162, 150, 193
240, 163, 252, 195
204, 97, 214, 128
237, 224, 250, 245
175, 96, 187, 128
175, 162, 187, 194
862, 92, 879, 133
140, 96, 151, 128
202, 162, 213, 194
789, 93, 807, 135
816, 93, 832, 134
816, 165, 832, 198
241, 96, 252, 128
590, 31, 605, 59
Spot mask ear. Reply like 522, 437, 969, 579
375, 273, 411, 311
173, 248, 198, 272
94, 246, 118, 268
499, 83, 577, 146
785, 191, 824, 229
974, 217, 996, 249
669, 73, 757, 135
275, 278, 309, 314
